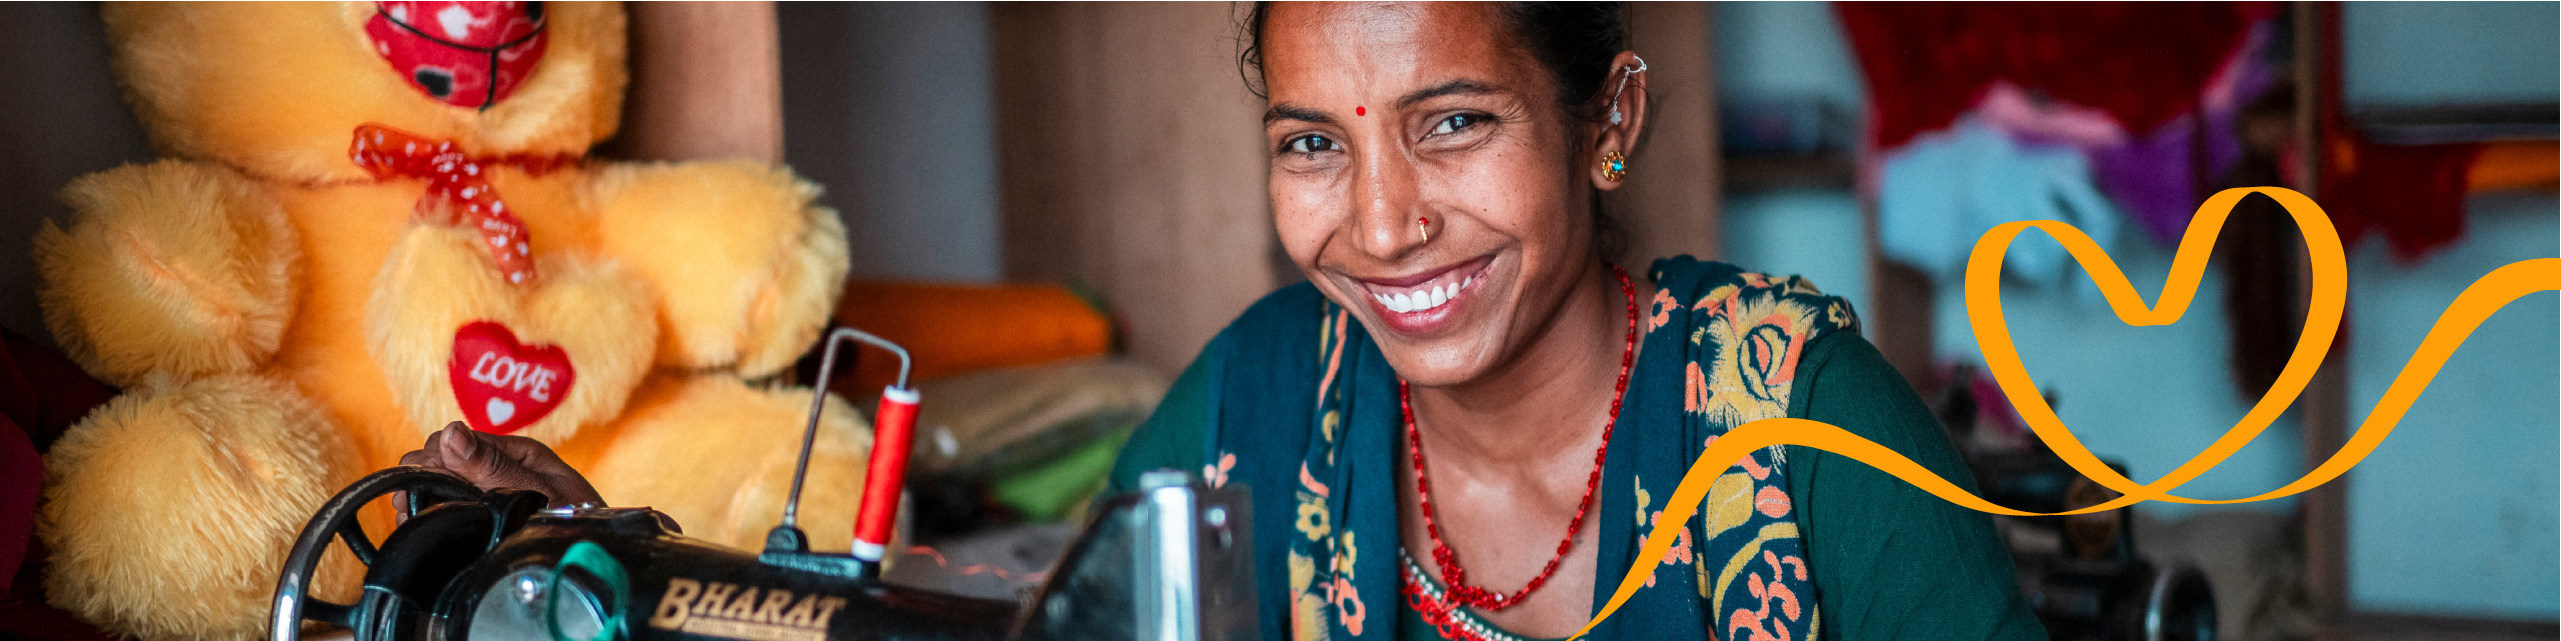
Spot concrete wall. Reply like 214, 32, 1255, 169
2340, 196, 2558, 619
780, 2, 1004, 284
0, 3, 155, 347
2343, 2, 2560, 108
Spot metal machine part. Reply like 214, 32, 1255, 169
465, 567, 607, 641
269, 467, 549, 640
2012, 555, 2217, 641
765, 327, 923, 577
1971, 451, 2219, 641
1015, 471, 1256, 641
1936, 365, 2218, 641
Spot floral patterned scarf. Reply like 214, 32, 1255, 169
1201, 257, 1858, 641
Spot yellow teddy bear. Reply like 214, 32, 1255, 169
31, 3, 872, 639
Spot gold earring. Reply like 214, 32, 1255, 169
1601, 150, 1628, 182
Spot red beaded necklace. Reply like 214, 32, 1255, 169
1400, 264, 1637, 613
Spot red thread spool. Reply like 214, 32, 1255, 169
853, 386, 920, 562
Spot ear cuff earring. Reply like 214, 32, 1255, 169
1606, 55, 1648, 126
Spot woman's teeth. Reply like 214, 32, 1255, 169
1373, 275, 1474, 314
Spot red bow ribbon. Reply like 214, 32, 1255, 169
350, 124, 577, 285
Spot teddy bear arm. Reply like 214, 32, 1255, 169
590, 161, 848, 378
35, 160, 298, 387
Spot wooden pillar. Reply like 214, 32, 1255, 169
1611, 2, 1724, 264
2294, 2, 2352, 635
611, 1, 785, 163
989, 2, 1275, 376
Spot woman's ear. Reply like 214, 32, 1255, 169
1589, 50, 1649, 192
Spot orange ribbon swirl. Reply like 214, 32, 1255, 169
1571, 187, 2559, 639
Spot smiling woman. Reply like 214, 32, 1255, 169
1105, 3, 2048, 641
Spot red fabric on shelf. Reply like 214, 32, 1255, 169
2309, 4, 2479, 262
1836, 2, 2276, 152
2325, 139, 2480, 261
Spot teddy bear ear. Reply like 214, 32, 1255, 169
99, 2, 626, 184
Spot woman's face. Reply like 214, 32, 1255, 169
1260, 3, 1632, 387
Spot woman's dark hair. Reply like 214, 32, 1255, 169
1237, 2, 1632, 263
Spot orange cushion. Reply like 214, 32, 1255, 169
828, 281, 1114, 399
2470, 140, 2559, 192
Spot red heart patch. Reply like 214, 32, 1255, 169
449, 321, 575, 434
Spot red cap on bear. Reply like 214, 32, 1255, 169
364, 1, 549, 110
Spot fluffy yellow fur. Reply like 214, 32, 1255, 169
38, 374, 359, 641
40, 4, 857, 637
581, 375, 871, 552
591, 161, 850, 376
34, 161, 297, 386
100, 2, 626, 183
366, 225, 656, 444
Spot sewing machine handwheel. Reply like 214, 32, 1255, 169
268, 466, 487, 641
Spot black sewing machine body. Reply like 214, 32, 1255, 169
1935, 364, 2218, 641
438, 507, 1014, 641
271, 466, 1254, 641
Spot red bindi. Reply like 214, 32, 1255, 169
1356, 106, 1366, 116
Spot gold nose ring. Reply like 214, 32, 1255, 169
1418, 217, 1432, 243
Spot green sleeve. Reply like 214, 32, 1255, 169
1106, 342, 1215, 497
1784, 332, 2046, 641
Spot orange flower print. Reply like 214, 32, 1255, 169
1642, 509, 1695, 587
1661, 513, 1694, 565
1204, 451, 1236, 489
1708, 436, 1774, 480
1694, 285, 1739, 320
1650, 288, 1679, 333
1727, 551, 1809, 641
1754, 485, 1792, 518
1686, 361, 1711, 413
1330, 577, 1367, 636
1695, 289, 1819, 426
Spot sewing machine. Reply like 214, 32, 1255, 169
265, 328, 1258, 641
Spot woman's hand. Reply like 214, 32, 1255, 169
396, 421, 606, 513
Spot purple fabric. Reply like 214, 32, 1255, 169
2088, 110, 2244, 244
2086, 33, 2276, 245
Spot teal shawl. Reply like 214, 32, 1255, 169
1164, 257, 1856, 641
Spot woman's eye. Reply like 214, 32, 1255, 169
1285, 134, 1339, 155
1430, 114, 1483, 136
